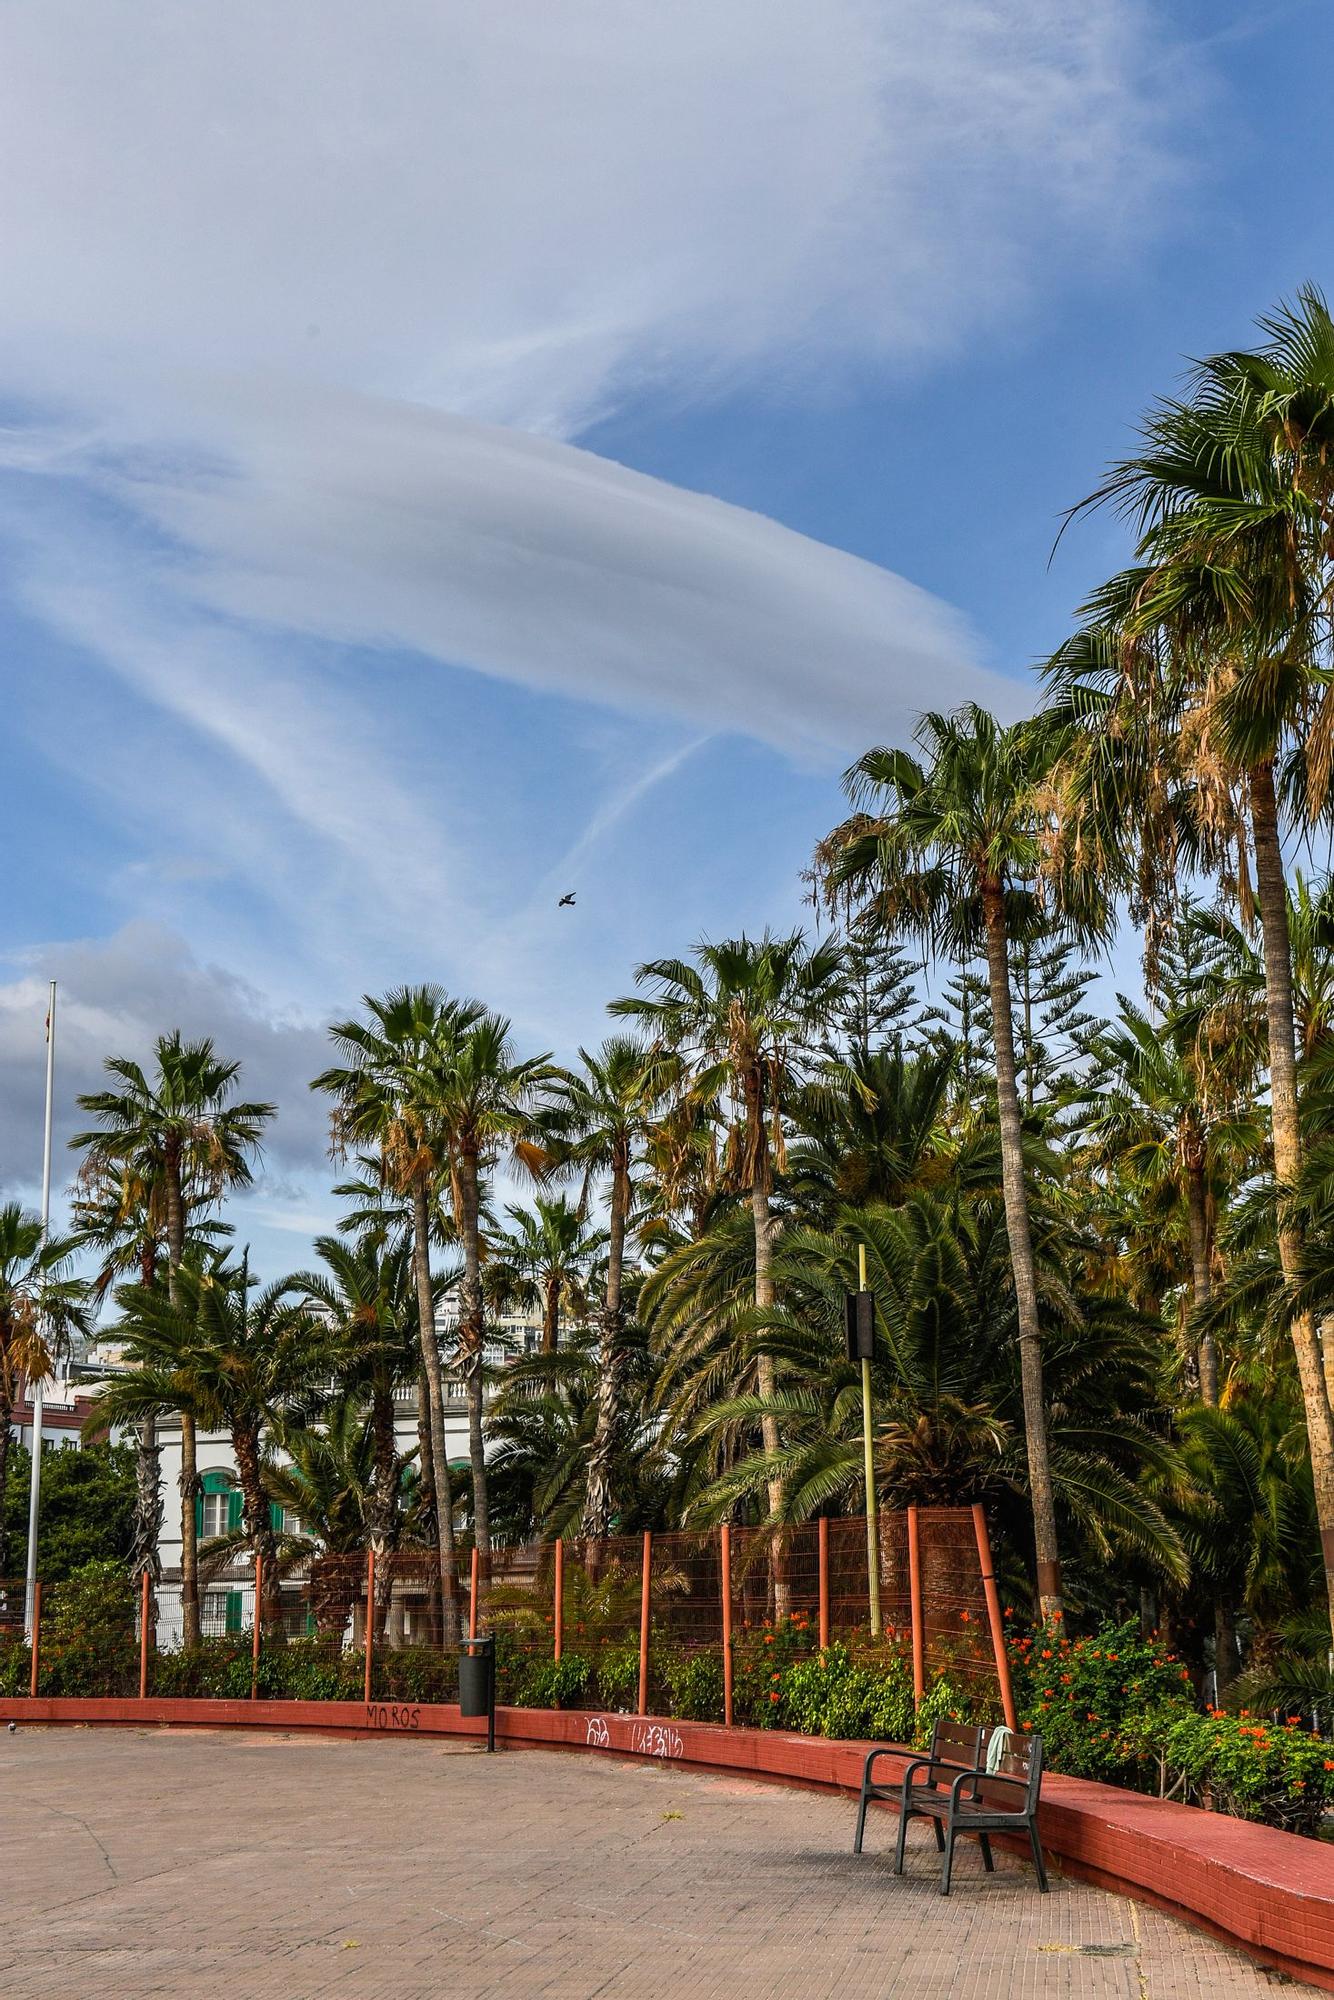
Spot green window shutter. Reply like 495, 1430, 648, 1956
194, 1491, 204, 1538
228, 1489, 243, 1533
269, 1501, 284, 1532
225, 1591, 243, 1635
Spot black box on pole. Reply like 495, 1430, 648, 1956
844, 1290, 875, 1362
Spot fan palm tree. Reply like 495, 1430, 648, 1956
265, 1397, 382, 1639
314, 987, 468, 1638
1048, 288, 1334, 1640
421, 1006, 558, 1566
820, 706, 1096, 1618
490, 1196, 606, 1355
288, 1234, 424, 1621
612, 932, 846, 1565
100, 1260, 327, 1628
0, 1206, 90, 1575
72, 1035, 273, 1644
549, 1036, 657, 1537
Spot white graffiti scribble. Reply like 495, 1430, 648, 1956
631, 1722, 683, 1760
585, 1714, 611, 1746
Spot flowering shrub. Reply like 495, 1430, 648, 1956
1159, 1710, 1334, 1838
1008, 1619, 1193, 1784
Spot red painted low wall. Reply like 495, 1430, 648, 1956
5, 1696, 1333, 1990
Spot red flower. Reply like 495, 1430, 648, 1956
769, 1691, 780, 1704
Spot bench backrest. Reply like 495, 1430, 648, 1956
977, 1727, 1043, 1810
925, 1719, 983, 1781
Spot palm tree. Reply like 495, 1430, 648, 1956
313, 987, 468, 1639
421, 1005, 557, 1569
612, 933, 846, 1571
263, 1396, 381, 1637
289, 1234, 423, 1625
72, 1035, 273, 1644
820, 706, 1093, 1619
0, 1206, 90, 1575
549, 1036, 656, 1537
490, 1195, 606, 1355
1049, 288, 1334, 1640
101, 1260, 327, 1628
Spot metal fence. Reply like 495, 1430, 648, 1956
7, 1506, 1014, 1725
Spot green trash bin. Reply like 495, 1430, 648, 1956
459, 1635, 495, 1751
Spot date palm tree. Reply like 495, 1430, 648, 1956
72, 1035, 273, 1645
0, 1206, 90, 1575
314, 988, 469, 1639
613, 932, 845, 1581
820, 707, 1097, 1619
549, 1037, 657, 1537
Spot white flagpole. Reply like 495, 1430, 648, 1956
24, 981, 56, 1637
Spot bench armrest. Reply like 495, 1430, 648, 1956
862, 1746, 912, 1783
947, 1768, 1031, 1810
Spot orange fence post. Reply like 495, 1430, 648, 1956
637, 1530, 652, 1716
971, 1502, 1017, 1731
907, 1505, 925, 1703
818, 1516, 830, 1651
139, 1570, 151, 1700
553, 1539, 564, 1662
469, 1546, 479, 1642
363, 1550, 375, 1704
29, 1581, 41, 1699
251, 1552, 263, 1701
720, 1524, 734, 1728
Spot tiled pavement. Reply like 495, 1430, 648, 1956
0, 1728, 1301, 1998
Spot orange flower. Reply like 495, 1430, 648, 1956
763, 1634, 775, 1646
769, 1691, 780, 1704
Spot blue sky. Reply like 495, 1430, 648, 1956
2, 0, 1331, 1276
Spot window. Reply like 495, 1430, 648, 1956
201, 1490, 231, 1537
196, 1469, 240, 1540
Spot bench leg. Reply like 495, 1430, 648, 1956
939, 1823, 955, 1897
931, 1817, 945, 1852
1028, 1824, 1049, 1894
893, 1805, 910, 1875
853, 1791, 869, 1855
978, 1833, 994, 1874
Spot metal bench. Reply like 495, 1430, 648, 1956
855, 1721, 1049, 1896
853, 1720, 980, 1859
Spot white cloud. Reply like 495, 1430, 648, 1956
0, 922, 335, 1202
0, 2, 1179, 432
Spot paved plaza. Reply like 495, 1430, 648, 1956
0, 1727, 1301, 1998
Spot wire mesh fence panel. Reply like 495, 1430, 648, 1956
917, 1508, 998, 1697
36, 1570, 140, 1698
0, 1578, 29, 1692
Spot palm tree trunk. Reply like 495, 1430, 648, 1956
163, 1141, 201, 1647
543, 1274, 559, 1354
1186, 1160, 1217, 1406
369, 1382, 398, 1641
982, 882, 1062, 1621
134, 1242, 162, 1585
1249, 760, 1334, 1643
233, 1420, 278, 1630
457, 1150, 491, 1569
410, 1181, 460, 1644
583, 1146, 628, 1539
751, 1135, 790, 1620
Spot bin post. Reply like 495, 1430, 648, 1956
907, 1505, 925, 1703
720, 1524, 733, 1728
818, 1516, 830, 1651
139, 1570, 151, 1700
553, 1539, 564, 1662
469, 1545, 479, 1642
29, 1580, 41, 1699
459, 1635, 495, 1753
637, 1530, 652, 1716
